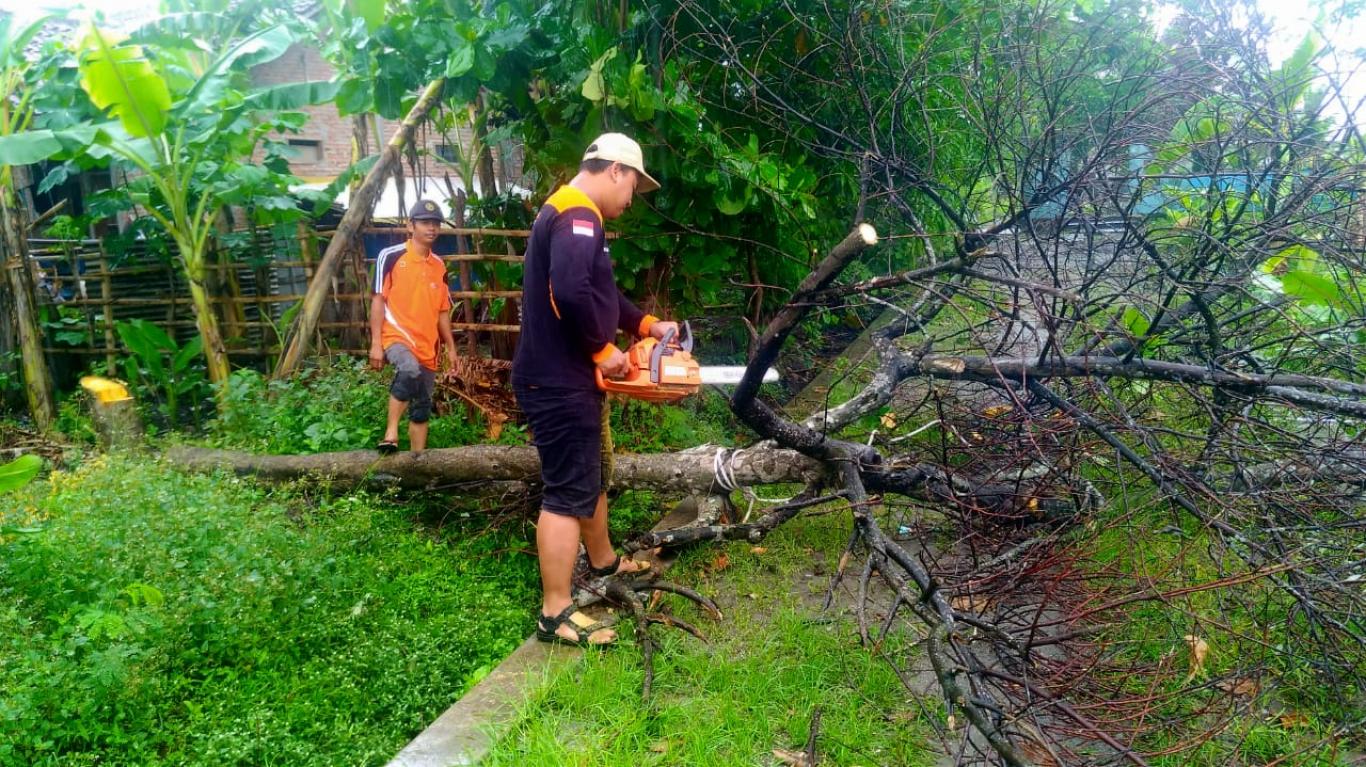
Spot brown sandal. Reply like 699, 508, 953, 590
535, 605, 616, 647
586, 554, 651, 578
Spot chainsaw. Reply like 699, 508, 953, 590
595, 322, 778, 403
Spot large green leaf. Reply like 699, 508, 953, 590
0, 121, 104, 166
1121, 307, 1150, 336
446, 39, 475, 79
0, 454, 42, 494
1282, 270, 1343, 309
126, 12, 225, 51
245, 80, 342, 110
77, 26, 171, 138
180, 23, 296, 117
0, 130, 63, 165
346, 0, 386, 33
2, 15, 56, 69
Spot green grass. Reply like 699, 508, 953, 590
485, 507, 940, 767
0, 455, 537, 767
1082, 500, 1363, 765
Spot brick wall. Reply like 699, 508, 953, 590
250, 44, 523, 191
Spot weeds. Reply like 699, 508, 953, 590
0, 456, 536, 766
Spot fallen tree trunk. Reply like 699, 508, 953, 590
166, 444, 826, 494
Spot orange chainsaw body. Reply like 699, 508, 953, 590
595, 326, 702, 403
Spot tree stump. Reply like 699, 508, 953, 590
80, 376, 143, 450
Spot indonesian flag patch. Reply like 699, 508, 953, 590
572, 219, 596, 238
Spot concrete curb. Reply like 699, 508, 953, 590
385, 498, 700, 767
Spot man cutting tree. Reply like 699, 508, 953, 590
512, 133, 679, 647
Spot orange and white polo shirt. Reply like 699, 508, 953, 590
373, 242, 452, 370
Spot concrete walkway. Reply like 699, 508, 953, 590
385, 499, 699, 767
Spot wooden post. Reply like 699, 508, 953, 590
275, 77, 446, 379
97, 243, 116, 372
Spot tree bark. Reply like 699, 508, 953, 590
183, 254, 231, 386
274, 77, 447, 379
165, 444, 825, 494
0, 183, 55, 430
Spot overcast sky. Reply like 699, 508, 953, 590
5, 0, 1363, 116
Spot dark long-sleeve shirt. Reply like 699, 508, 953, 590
512, 185, 657, 390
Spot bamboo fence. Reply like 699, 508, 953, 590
29, 223, 533, 371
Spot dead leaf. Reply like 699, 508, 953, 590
836, 550, 851, 575
710, 552, 731, 572
772, 748, 812, 767
649, 739, 670, 753
750, 546, 769, 555
880, 412, 898, 429
1280, 711, 1311, 729
886, 710, 918, 725
983, 404, 1013, 418
1183, 635, 1209, 682
950, 593, 997, 613
747, 593, 758, 600
1216, 677, 1259, 697
1015, 738, 1061, 767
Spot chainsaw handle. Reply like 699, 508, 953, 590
595, 352, 640, 391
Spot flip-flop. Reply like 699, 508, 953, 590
586, 553, 651, 579
535, 605, 617, 647
376, 440, 399, 455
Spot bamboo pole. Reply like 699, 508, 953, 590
275, 77, 447, 379
452, 189, 477, 355
98, 242, 116, 371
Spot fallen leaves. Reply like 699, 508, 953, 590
772, 748, 813, 767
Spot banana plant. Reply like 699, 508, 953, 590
0, 13, 337, 399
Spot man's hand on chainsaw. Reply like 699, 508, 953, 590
596, 345, 634, 379
649, 321, 679, 342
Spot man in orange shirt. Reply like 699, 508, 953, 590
369, 199, 457, 455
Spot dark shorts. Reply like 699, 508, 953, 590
514, 384, 612, 519
385, 344, 435, 423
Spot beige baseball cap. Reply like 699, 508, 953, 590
583, 133, 660, 193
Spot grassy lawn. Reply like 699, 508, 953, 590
485, 506, 941, 767
0, 454, 537, 767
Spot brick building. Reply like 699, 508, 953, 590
250, 42, 526, 219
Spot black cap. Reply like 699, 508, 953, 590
408, 199, 445, 221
